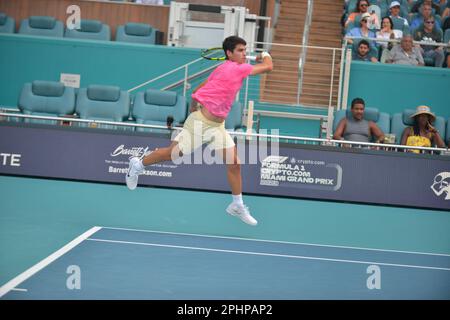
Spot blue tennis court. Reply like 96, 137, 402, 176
2, 225, 449, 299
1, 176, 450, 300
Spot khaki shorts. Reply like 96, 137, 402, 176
174, 110, 235, 155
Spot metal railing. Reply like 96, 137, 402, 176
297, 0, 314, 105
1, 111, 448, 155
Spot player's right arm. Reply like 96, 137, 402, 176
250, 52, 273, 75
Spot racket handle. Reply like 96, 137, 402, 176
246, 56, 257, 61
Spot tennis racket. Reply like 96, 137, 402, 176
200, 47, 257, 61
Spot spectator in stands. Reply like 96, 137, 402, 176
346, 12, 377, 45
413, 16, 445, 67
353, 39, 378, 62
345, 0, 370, 28
135, 0, 164, 4
442, 3, 450, 31
410, 3, 441, 31
386, 35, 425, 65
400, 105, 445, 152
333, 98, 385, 143
377, 16, 403, 51
445, 52, 450, 67
389, 1, 410, 30
411, 0, 441, 15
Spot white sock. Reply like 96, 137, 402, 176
232, 194, 244, 206
136, 159, 145, 170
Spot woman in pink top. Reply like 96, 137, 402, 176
126, 36, 273, 226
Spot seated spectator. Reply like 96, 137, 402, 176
413, 17, 445, 67
442, 2, 450, 21
353, 39, 378, 62
345, 0, 370, 28
410, 3, 441, 31
346, 12, 377, 45
377, 16, 403, 49
445, 52, 450, 67
411, 0, 441, 15
386, 35, 425, 65
333, 98, 385, 143
389, 1, 409, 30
400, 105, 445, 152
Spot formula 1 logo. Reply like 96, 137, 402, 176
261, 155, 288, 164
431, 172, 450, 200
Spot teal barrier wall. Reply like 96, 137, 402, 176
0, 34, 203, 107
0, 33, 324, 138
348, 61, 450, 118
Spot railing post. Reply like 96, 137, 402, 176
326, 49, 337, 139
183, 65, 188, 97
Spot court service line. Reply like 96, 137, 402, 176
0, 226, 102, 298
100, 226, 450, 257
87, 238, 450, 272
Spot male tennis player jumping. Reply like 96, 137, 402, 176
126, 36, 273, 226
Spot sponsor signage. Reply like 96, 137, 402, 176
0, 124, 449, 210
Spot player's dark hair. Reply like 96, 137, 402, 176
222, 36, 246, 60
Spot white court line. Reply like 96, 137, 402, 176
11, 288, 28, 292
0, 226, 102, 298
87, 238, 450, 272
100, 226, 450, 257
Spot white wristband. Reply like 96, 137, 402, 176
261, 51, 272, 59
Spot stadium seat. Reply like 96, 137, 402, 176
444, 29, 450, 43
18, 80, 76, 125
390, 109, 446, 144
115, 23, 158, 45
0, 12, 15, 33
64, 19, 111, 41
76, 85, 130, 130
19, 16, 64, 37
132, 89, 187, 132
332, 107, 390, 141
225, 101, 244, 131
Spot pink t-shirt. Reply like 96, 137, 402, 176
192, 60, 253, 119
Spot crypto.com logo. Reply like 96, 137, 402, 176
430, 172, 450, 200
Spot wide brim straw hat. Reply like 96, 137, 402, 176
410, 105, 436, 121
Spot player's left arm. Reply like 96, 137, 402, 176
250, 52, 273, 75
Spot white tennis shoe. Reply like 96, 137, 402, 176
126, 157, 144, 190
226, 203, 258, 226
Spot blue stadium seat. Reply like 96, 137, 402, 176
390, 109, 446, 144
115, 23, 158, 45
76, 85, 130, 130
332, 107, 390, 141
225, 101, 244, 131
18, 80, 76, 125
0, 12, 15, 33
64, 19, 110, 41
444, 29, 450, 43
19, 16, 64, 37
132, 89, 187, 132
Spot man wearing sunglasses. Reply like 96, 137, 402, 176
410, 3, 441, 31
413, 17, 444, 67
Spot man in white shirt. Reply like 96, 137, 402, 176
389, 1, 409, 29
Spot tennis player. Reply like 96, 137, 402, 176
126, 36, 273, 226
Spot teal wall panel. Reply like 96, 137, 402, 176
348, 61, 450, 118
